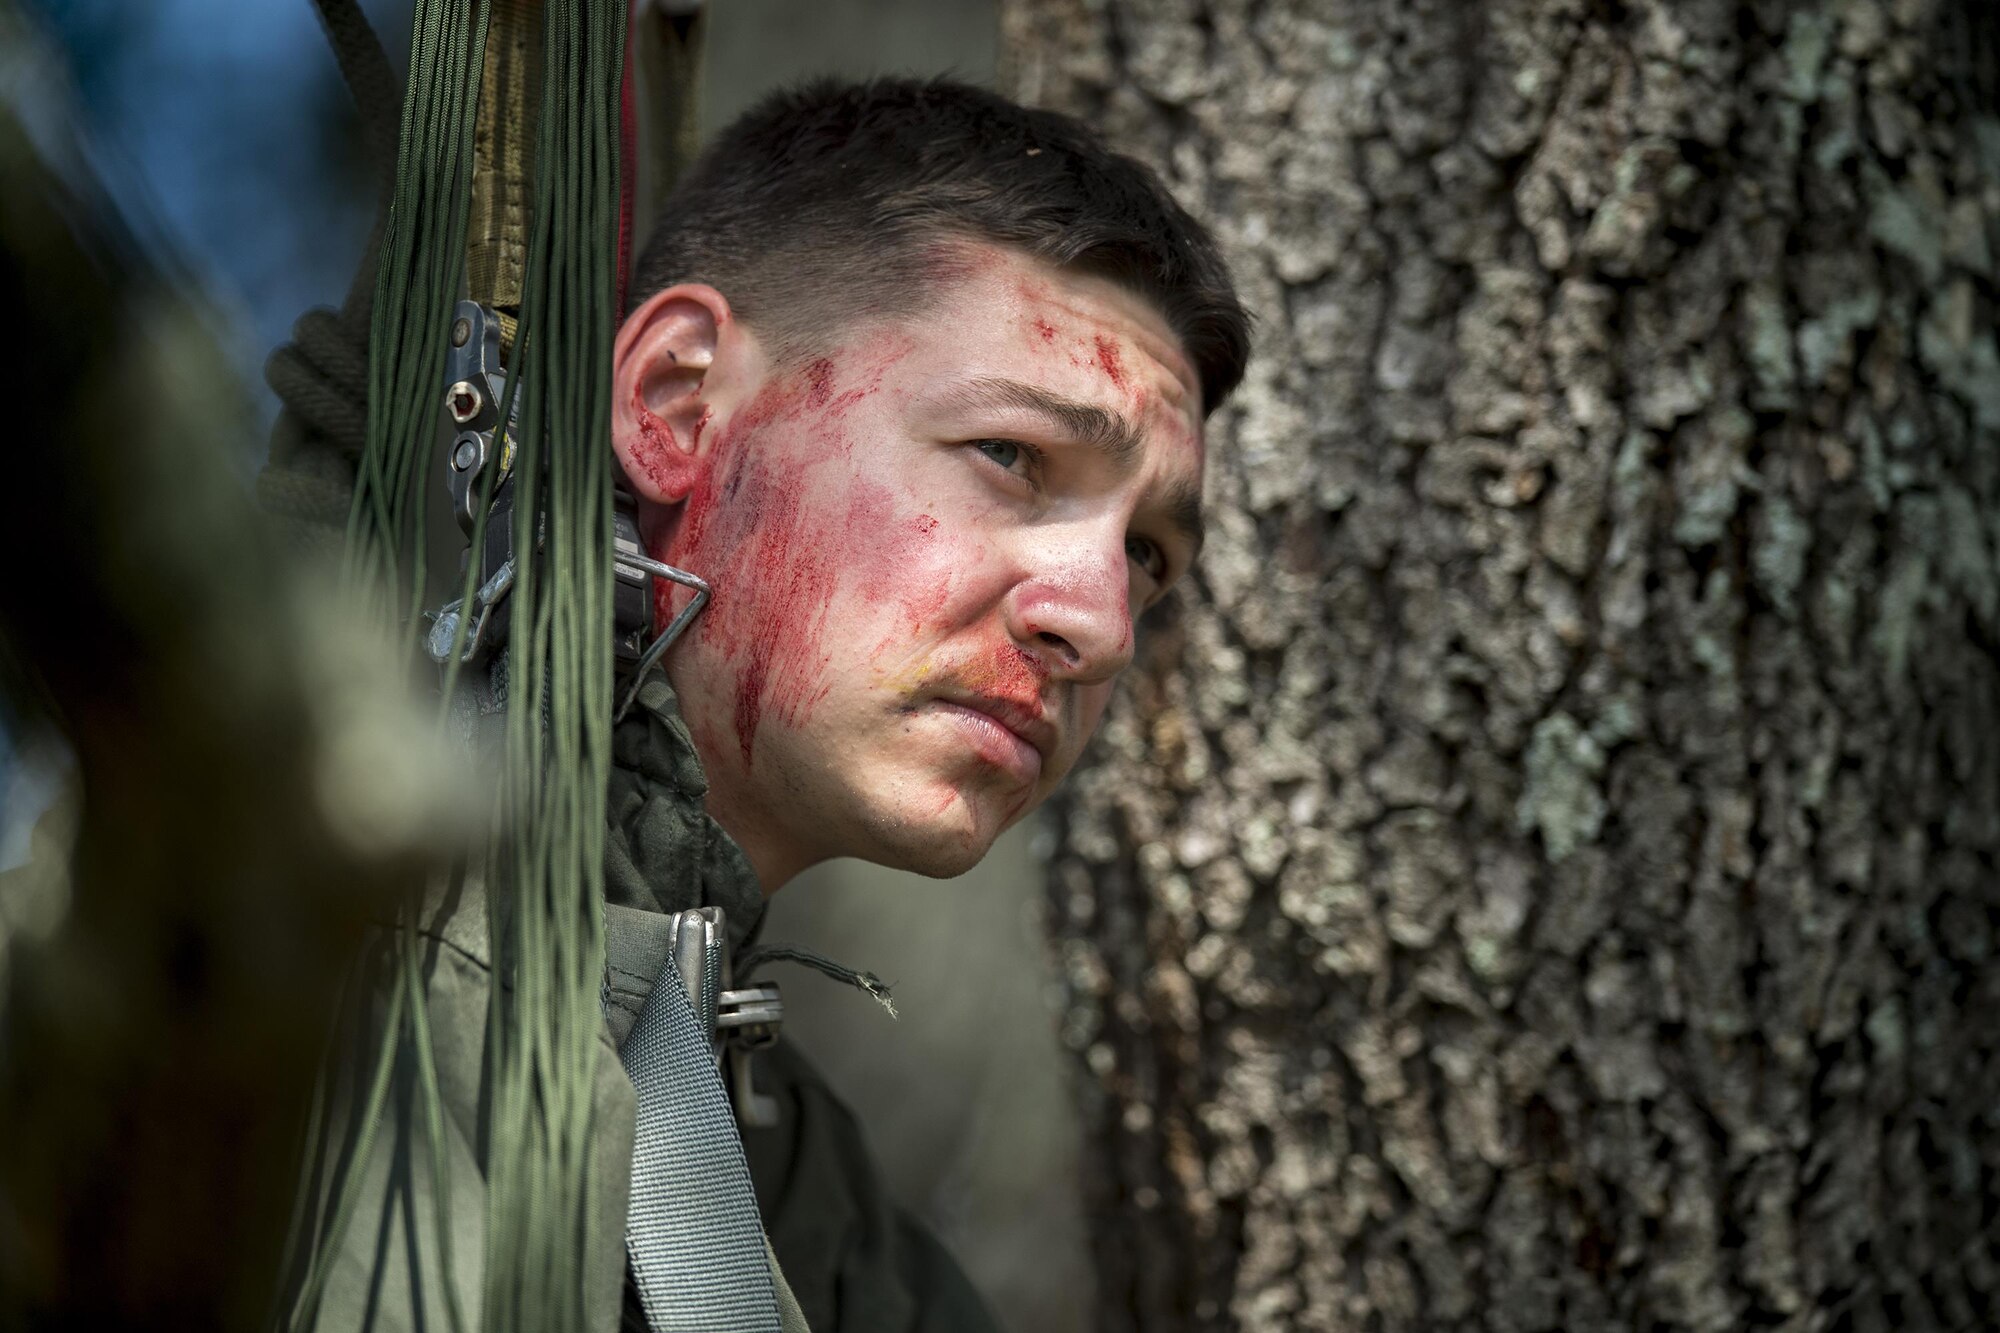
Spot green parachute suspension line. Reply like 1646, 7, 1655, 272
484, 0, 625, 1328
283, 0, 491, 1329
343, 0, 490, 627
283, 1, 627, 1331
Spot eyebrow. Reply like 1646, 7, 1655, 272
940, 376, 1206, 555
942, 377, 1145, 467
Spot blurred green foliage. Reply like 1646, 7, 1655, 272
0, 90, 457, 1329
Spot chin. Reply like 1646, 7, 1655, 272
874, 839, 989, 880
848, 784, 1016, 879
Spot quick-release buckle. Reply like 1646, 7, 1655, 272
667, 906, 782, 1130
443, 299, 512, 536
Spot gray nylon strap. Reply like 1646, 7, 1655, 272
621, 950, 782, 1331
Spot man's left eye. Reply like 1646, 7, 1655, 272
1126, 534, 1167, 582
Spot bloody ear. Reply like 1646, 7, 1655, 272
610, 284, 729, 503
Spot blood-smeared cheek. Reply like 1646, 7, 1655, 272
862, 512, 1015, 674
805, 357, 834, 407
881, 514, 954, 631
652, 345, 915, 766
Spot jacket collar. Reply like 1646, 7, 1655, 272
602, 668, 765, 952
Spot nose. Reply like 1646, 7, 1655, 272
1003, 522, 1136, 685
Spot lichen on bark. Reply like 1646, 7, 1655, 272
1002, 1, 2000, 1328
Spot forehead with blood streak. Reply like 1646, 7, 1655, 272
1005, 273, 1200, 416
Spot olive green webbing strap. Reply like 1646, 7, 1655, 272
468, 0, 537, 352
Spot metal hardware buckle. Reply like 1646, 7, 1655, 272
611, 492, 710, 721
666, 907, 782, 1130
443, 300, 513, 536
423, 302, 710, 678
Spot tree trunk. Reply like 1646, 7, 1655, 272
1000, 1, 2000, 1329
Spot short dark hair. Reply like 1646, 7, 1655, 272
630, 78, 1249, 413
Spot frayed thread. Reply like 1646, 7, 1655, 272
738, 944, 898, 1019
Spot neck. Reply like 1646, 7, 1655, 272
701, 783, 811, 896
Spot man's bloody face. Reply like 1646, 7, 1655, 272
612, 244, 1206, 889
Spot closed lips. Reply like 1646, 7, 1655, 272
947, 692, 1055, 758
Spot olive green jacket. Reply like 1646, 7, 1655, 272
300, 671, 997, 1333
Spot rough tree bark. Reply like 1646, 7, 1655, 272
1001, 1, 2000, 1329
